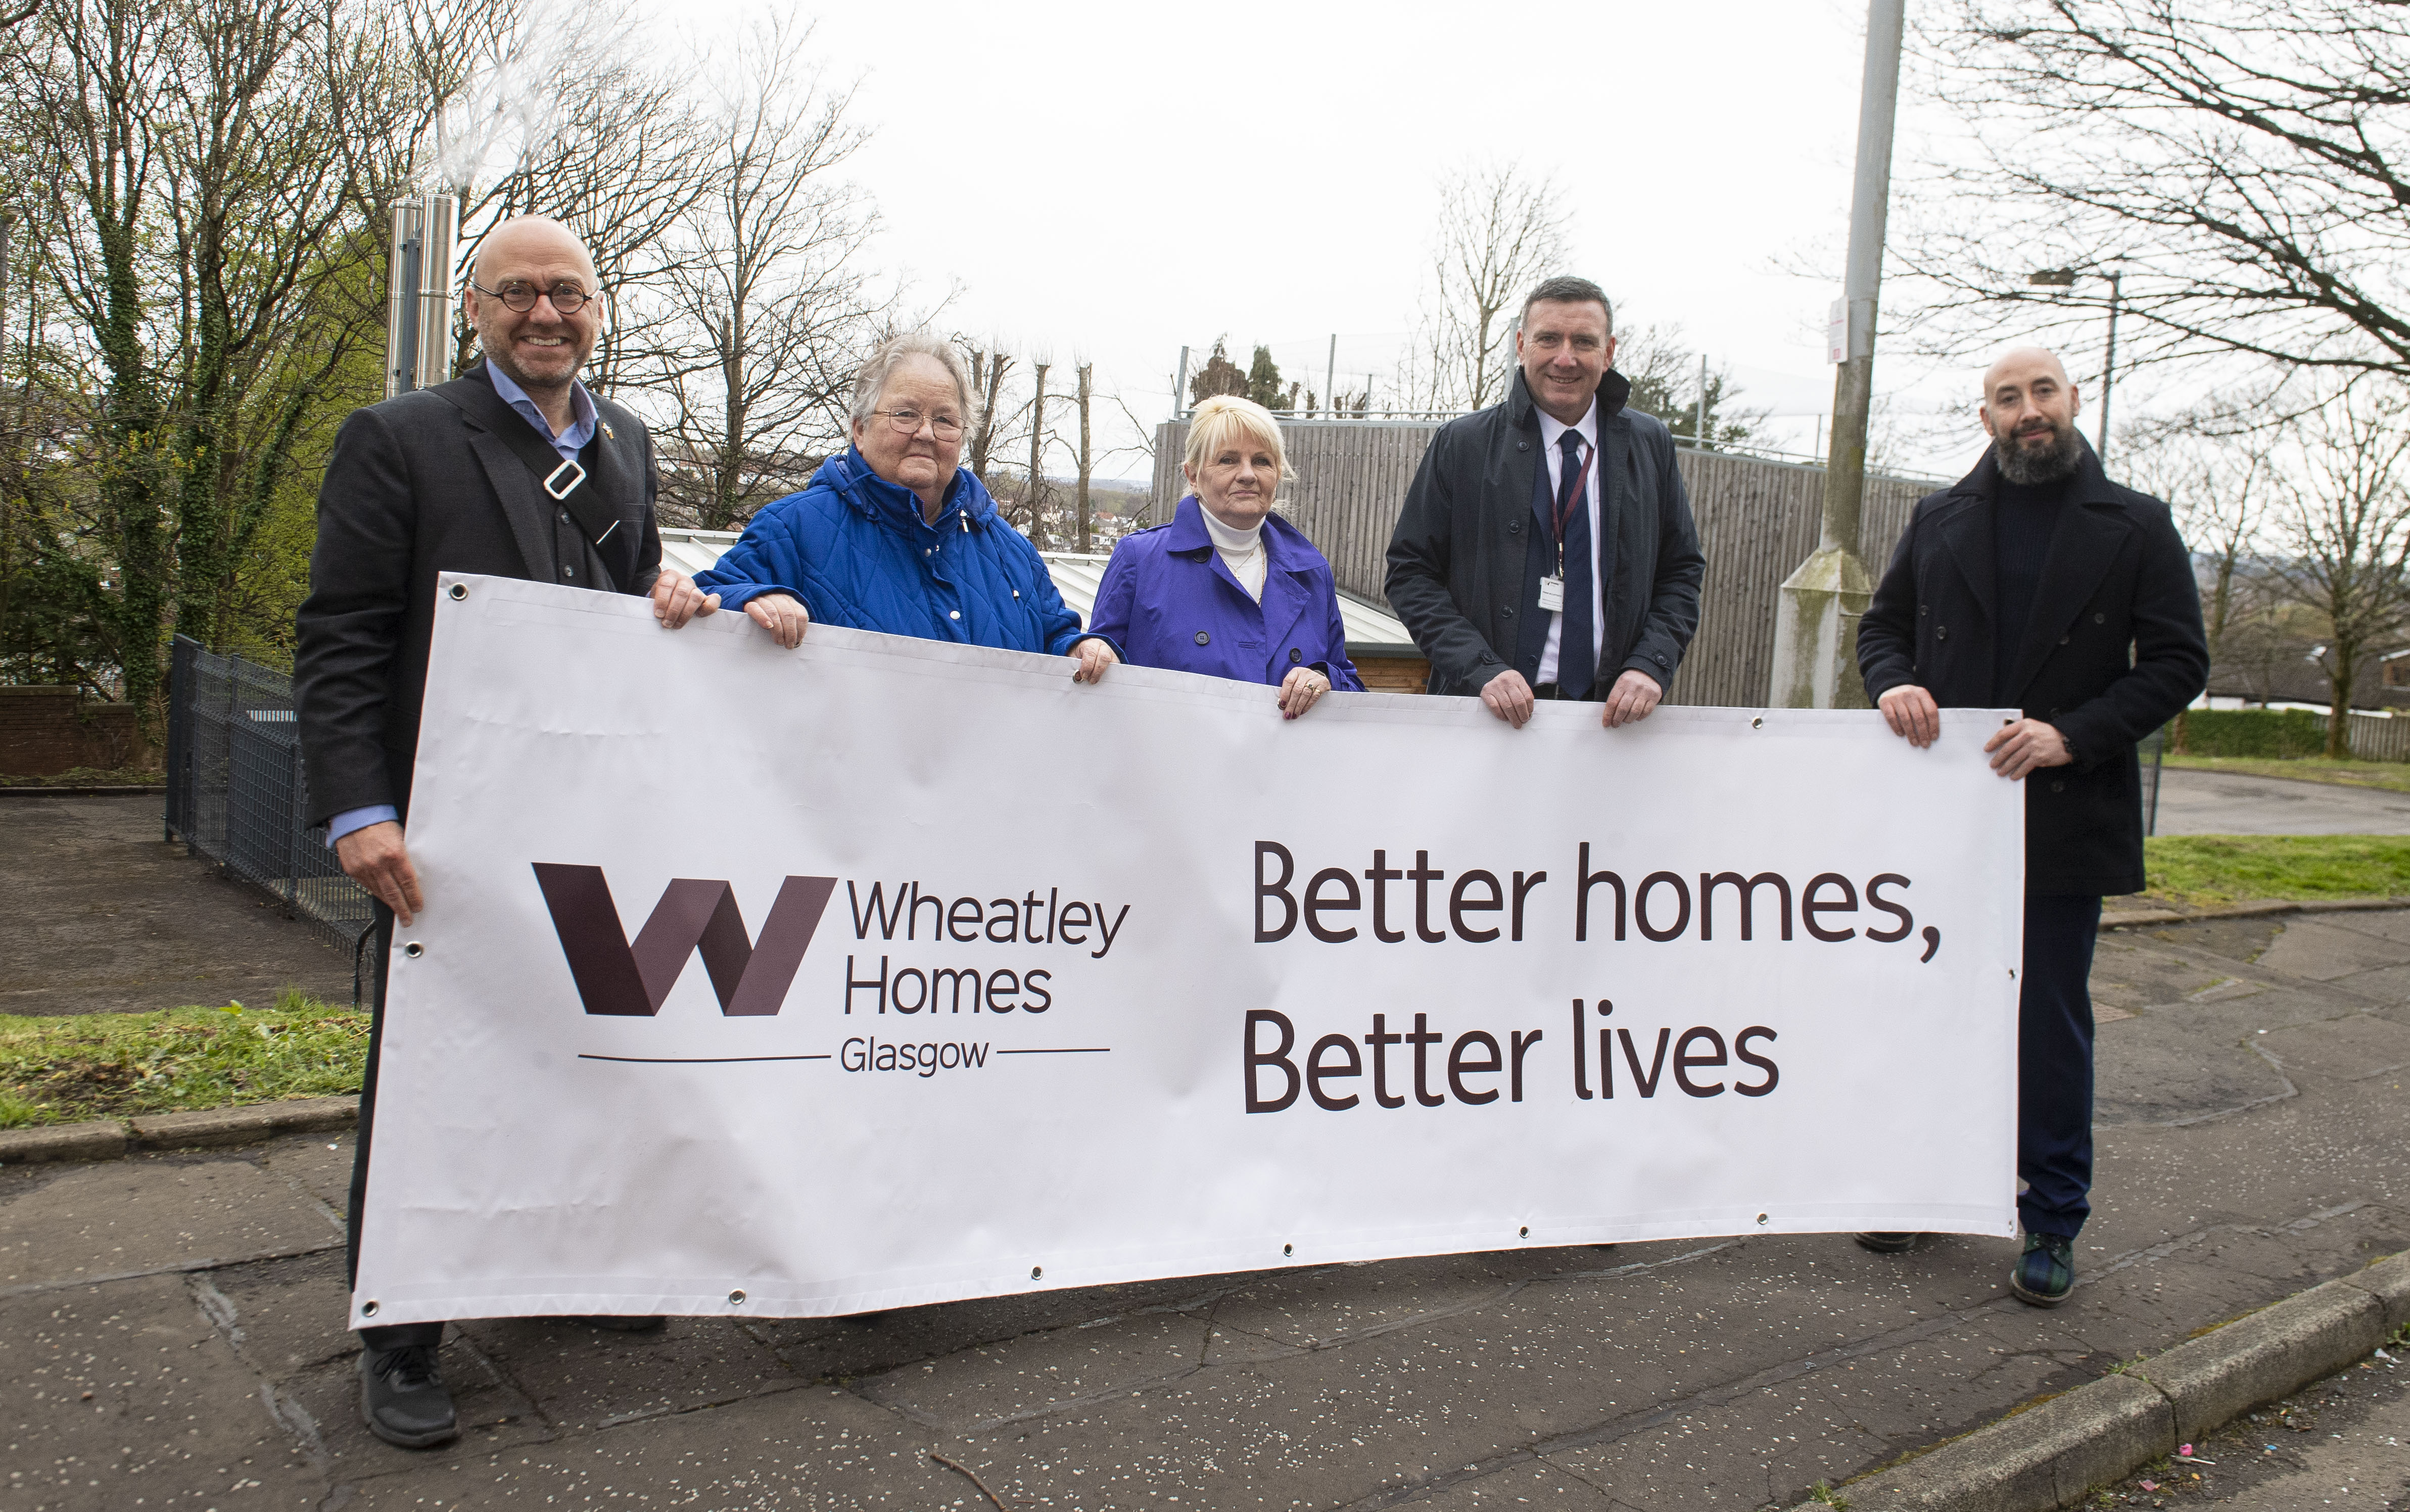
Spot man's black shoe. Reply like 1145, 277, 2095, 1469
2010, 1232, 2076, 1307
358, 1343, 458, 1449
1853, 1232, 1921, 1253
568, 1314, 667, 1333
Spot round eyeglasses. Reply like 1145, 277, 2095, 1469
471, 280, 595, 315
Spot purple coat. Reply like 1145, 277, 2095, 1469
1087, 497, 1365, 691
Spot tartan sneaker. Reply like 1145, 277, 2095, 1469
2010, 1232, 2076, 1307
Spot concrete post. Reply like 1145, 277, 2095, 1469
1771, 0, 1905, 710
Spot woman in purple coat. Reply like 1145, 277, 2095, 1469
1088, 395, 1363, 718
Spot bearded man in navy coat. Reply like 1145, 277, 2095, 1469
1854, 346, 2207, 1306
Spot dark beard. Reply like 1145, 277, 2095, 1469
1994, 418, 2083, 486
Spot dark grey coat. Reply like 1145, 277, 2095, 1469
1856, 443, 2208, 896
294, 363, 661, 826
1384, 368, 1705, 697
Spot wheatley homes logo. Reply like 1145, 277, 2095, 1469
531, 863, 837, 1016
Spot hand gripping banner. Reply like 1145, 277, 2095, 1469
352, 575, 2023, 1327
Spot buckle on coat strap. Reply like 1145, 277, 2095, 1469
543, 458, 586, 499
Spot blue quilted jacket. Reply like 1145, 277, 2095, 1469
694, 450, 1090, 655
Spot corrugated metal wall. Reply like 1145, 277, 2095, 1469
1152, 419, 1941, 708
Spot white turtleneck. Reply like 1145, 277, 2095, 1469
1199, 504, 1269, 602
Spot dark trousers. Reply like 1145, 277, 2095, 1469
351, 902, 446, 1351
2018, 894, 2102, 1240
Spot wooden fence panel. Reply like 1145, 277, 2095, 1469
1153, 419, 1942, 708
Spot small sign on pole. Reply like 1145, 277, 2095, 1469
1827, 298, 1849, 364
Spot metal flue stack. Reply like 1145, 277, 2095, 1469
384, 194, 460, 397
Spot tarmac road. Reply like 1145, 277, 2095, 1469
2152, 767, 2410, 836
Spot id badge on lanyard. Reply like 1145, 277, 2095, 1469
1539, 437, 1597, 615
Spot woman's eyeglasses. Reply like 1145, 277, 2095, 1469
873, 408, 965, 441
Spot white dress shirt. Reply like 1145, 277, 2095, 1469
1534, 400, 1602, 688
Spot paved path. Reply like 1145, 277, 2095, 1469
2201, 1371, 2410, 1508
2091, 1333, 2409, 1507
2153, 767, 2410, 836
0, 794, 357, 1017
6, 908, 2408, 1509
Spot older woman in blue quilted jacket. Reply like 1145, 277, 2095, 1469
693, 335, 1118, 680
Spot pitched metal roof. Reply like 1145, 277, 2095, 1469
657, 529, 1421, 658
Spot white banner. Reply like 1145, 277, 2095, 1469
353, 575, 2023, 1328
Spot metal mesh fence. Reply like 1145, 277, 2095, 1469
165, 637, 377, 986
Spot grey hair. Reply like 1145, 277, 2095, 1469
849, 334, 981, 434
1519, 276, 1614, 335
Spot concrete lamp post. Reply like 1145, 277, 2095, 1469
1769, 0, 1905, 711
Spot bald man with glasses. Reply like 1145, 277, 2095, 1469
295, 215, 718, 1450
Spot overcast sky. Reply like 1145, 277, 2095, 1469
674, 0, 2003, 482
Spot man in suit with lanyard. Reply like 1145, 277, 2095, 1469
295, 215, 720, 1448
1387, 275, 1705, 726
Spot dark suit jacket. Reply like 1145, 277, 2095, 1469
1384, 368, 1705, 697
294, 362, 662, 826
1857, 442, 2207, 896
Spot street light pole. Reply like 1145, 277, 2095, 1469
2097, 268, 2121, 466
2027, 264, 2122, 466
1769, 0, 1905, 710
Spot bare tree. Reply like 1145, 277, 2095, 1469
650, 19, 873, 530
1614, 321, 1767, 452
2262, 380, 2410, 754
1023, 359, 1049, 547
2123, 413, 2281, 745
1407, 161, 1570, 412
403, 0, 716, 392
1902, 1, 2410, 381
1072, 360, 1094, 553
2127, 418, 2272, 660
966, 344, 1014, 485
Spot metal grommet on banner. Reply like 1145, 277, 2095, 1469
727, 1289, 746, 1306
1029, 1266, 1043, 1281
1519, 1226, 1530, 1240
402, 941, 424, 959
1756, 1213, 1770, 1226
1751, 716, 1765, 729
360, 1300, 380, 1318
1282, 1243, 1293, 1258
447, 583, 468, 601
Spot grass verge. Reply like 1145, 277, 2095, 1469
0, 764, 167, 788
0, 993, 367, 1129
2162, 753, 2410, 794
2141, 834, 2410, 907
